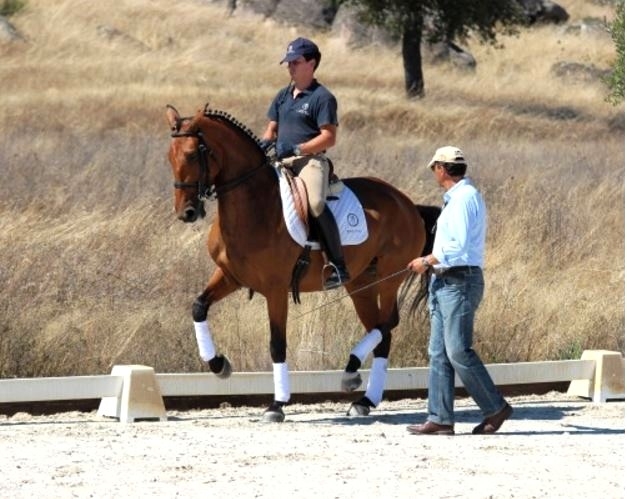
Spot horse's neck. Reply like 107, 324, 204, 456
216, 165, 283, 239
201, 117, 284, 239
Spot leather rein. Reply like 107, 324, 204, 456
171, 129, 267, 200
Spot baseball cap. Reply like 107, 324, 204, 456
280, 37, 320, 64
427, 146, 467, 169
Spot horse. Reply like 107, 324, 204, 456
165, 104, 438, 422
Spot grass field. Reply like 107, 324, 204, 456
0, 0, 623, 377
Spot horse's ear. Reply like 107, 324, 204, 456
203, 102, 211, 115
165, 104, 181, 132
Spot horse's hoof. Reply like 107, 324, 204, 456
262, 409, 285, 423
341, 372, 362, 392
262, 401, 286, 423
208, 355, 232, 379
347, 403, 370, 417
346, 396, 375, 417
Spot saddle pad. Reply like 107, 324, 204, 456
275, 166, 369, 248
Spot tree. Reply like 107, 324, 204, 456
605, 0, 624, 104
340, 0, 523, 98
0, 0, 26, 17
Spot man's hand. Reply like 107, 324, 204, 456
407, 257, 431, 274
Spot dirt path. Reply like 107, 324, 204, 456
0, 392, 623, 498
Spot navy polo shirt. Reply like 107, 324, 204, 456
267, 79, 338, 146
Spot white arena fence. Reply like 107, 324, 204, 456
0, 350, 623, 423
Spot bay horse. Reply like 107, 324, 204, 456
165, 104, 437, 422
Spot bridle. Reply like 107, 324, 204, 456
171, 129, 214, 200
171, 128, 268, 200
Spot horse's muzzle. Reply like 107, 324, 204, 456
177, 202, 206, 223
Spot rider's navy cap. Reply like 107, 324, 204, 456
280, 37, 320, 64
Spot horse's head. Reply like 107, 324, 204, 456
166, 104, 269, 223
166, 105, 210, 223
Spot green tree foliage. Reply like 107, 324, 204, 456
0, 0, 26, 17
605, 0, 624, 104
341, 0, 523, 98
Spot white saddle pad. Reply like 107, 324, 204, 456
275, 166, 369, 248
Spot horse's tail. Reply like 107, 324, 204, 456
415, 204, 441, 256
399, 204, 442, 316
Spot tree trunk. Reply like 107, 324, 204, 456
402, 15, 424, 99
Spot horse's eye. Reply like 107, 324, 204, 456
185, 151, 199, 162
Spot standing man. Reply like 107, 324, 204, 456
261, 37, 350, 290
406, 146, 513, 435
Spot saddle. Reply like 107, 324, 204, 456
281, 161, 340, 235
283, 170, 310, 233
279, 164, 340, 304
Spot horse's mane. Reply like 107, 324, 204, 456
203, 107, 265, 151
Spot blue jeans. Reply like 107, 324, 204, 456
427, 267, 506, 425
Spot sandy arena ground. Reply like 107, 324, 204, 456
0, 391, 624, 499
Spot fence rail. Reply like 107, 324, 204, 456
0, 350, 623, 422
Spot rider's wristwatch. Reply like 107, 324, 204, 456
293, 145, 302, 156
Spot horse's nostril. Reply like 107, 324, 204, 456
184, 208, 196, 221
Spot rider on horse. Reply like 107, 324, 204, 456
260, 37, 350, 290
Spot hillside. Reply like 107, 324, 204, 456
0, 0, 623, 377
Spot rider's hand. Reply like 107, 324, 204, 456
276, 141, 297, 160
259, 139, 275, 153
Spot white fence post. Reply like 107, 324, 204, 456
567, 350, 625, 402
97, 365, 167, 423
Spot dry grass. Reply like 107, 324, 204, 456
0, 0, 623, 377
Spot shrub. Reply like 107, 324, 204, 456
605, 0, 625, 104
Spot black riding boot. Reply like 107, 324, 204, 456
315, 205, 350, 290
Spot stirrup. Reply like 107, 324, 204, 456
322, 262, 350, 290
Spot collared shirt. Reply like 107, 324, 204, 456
267, 79, 338, 146
432, 177, 486, 270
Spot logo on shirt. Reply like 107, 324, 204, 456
297, 103, 310, 116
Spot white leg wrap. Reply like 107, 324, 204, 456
273, 362, 290, 403
365, 357, 388, 406
194, 321, 216, 362
350, 328, 383, 363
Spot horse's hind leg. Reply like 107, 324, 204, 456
345, 277, 403, 416
341, 274, 385, 392
346, 321, 396, 417
192, 267, 240, 377
342, 326, 382, 392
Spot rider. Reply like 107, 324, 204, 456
261, 37, 350, 290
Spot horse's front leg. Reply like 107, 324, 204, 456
262, 290, 290, 423
192, 267, 240, 377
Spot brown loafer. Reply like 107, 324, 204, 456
472, 403, 513, 434
407, 421, 455, 435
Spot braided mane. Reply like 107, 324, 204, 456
203, 107, 264, 150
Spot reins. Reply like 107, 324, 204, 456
214, 161, 268, 196
291, 268, 412, 320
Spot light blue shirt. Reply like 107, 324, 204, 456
432, 177, 486, 269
